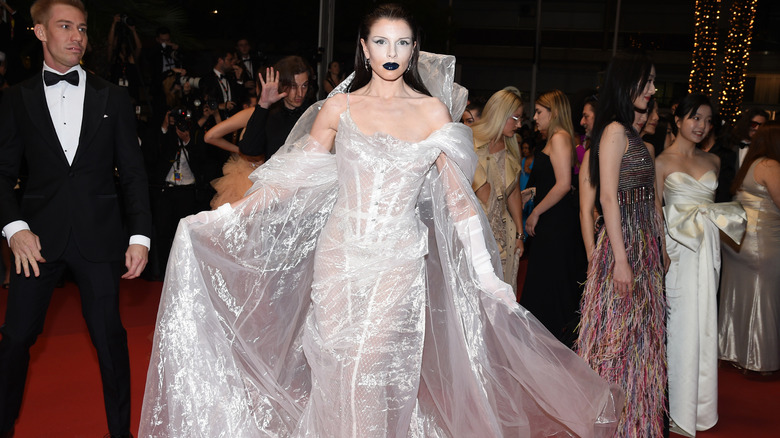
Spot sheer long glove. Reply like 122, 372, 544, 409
455, 215, 518, 307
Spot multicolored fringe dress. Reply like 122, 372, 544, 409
576, 127, 666, 437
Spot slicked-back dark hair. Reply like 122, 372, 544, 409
348, 3, 430, 96
589, 52, 654, 188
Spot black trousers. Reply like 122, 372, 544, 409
0, 234, 130, 435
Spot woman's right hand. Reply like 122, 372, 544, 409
521, 187, 536, 206
613, 259, 634, 296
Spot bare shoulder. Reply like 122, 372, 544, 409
419, 95, 451, 126
545, 130, 569, 153
321, 93, 348, 114
317, 93, 348, 127
598, 122, 629, 152
654, 148, 674, 175
603, 121, 628, 138
655, 146, 674, 164
756, 158, 780, 179
700, 147, 720, 169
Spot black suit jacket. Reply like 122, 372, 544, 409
200, 72, 245, 112
238, 54, 262, 83
0, 72, 152, 262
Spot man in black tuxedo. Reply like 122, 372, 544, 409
0, 1, 151, 437
201, 49, 244, 120
710, 108, 769, 203
236, 38, 262, 87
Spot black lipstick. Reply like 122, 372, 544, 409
383, 62, 400, 71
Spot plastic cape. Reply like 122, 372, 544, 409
139, 52, 623, 437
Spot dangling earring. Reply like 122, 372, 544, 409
365, 58, 371, 70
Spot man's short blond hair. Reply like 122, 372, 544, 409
30, 0, 87, 26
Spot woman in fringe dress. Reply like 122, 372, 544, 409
576, 53, 667, 437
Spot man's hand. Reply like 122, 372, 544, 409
257, 67, 287, 109
122, 244, 148, 279
9, 230, 46, 278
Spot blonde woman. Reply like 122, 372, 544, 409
471, 90, 525, 293
520, 89, 585, 346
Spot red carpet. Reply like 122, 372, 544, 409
1, 279, 779, 437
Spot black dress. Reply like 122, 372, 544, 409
519, 150, 586, 346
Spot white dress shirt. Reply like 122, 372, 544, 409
165, 137, 196, 186
43, 63, 85, 165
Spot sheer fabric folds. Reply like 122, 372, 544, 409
139, 52, 622, 438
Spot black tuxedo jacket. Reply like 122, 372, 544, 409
238, 54, 262, 83
0, 72, 152, 262
200, 72, 245, 108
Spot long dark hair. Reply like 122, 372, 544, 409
731, 120, 780, 194
348, 3, 431, 96
588, 52, 654, 187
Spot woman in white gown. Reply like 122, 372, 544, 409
139, 5, 622, 437
655, 93, 746, 437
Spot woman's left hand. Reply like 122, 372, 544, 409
526, 211, 539, 237
515, 238, 524, 258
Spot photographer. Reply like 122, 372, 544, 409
201, 49, 245, 121
143, 26, 182, 123
148, 107, 207, 277
107, 13, 142, 101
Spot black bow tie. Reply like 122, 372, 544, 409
44, 70, 79, 86
739, 142, 750, 149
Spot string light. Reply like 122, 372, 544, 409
718, 0, 759, 126
689, 0, 720, 95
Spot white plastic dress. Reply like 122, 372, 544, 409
139, 52, 622, 438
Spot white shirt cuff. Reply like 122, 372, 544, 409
130, 235, 151, 250
2, 220, 30, 245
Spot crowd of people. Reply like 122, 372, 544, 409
0, 1, 778, 437
469, 55, 777, 436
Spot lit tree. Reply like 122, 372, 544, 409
718, 0, 759, 126
689, 0, 720, 95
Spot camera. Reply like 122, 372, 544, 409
171, 107, 192, 131
206, 99, 219, 110
121, 15, 135, 27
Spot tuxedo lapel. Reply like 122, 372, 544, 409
73, 73, 108, 165
20, 76, 69, 165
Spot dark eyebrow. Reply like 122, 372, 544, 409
371, 35, 412, 40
